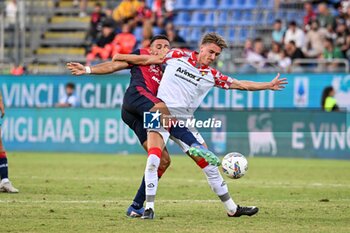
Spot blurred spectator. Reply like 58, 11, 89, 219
151, 0, 175, 28
86, 21, 116, 65
140, 20, 154, 48
345, 3, 350, 28
88, 2, 107, 43
321, 86, 339, 112
303, 20, 325, 58
112, 0, 143, 24
335, 22, 350, 57
164, 22, 186, 47
345, 34, 350, 60
317, 3, 335, 29
267, 41, 282, 63
322, 37, 344, 59
10, 64, 24, 76
111, 23, 137, 55
242, 39, 253, 58
284, 21, 305, 49
285, 40, 305, 61
5, 0, 17, 28
278, 49, 292, 72
239, 38, 266, 73
135, 0, 153, 25
272, 19, 285, 44
56, 83, 80, 108
321, 38, 344, 72
73, 0, 87, 17
303, 2, 317, 29
324, 24, 337, 40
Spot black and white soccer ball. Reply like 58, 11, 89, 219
221, 152, 248, 179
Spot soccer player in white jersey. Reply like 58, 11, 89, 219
114, 33, 287, 219
114, 32, 287, 219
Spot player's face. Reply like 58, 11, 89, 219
199, 43, 222, 66
150, 39, 170, 56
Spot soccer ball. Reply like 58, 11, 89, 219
221, 152, 248, 179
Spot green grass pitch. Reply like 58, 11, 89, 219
1, 153, 350, 233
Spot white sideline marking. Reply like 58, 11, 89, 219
1, 199, 350, 204
0, 199, 220, 204
13, 176, 350, 189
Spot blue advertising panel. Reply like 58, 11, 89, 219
1, 74, 349, 159
1, 73, 350, 109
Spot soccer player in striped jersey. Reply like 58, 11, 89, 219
0, 91, 19, 193
114, 33, 287, 219
67, 35, 219, 217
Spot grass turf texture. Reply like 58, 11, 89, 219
1, 153, 350, 233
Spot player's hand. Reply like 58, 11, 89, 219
146, 55, 165, 65
155, 48, 169, 58
112, 53, 122, 62
66, 62, 86, 75
270, 73, 288, 91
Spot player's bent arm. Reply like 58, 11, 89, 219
113, 54, 164, 65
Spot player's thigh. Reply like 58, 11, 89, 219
121, 108, 147, 145
123, 87, 160, 117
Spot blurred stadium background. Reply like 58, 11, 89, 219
1, 1, 350, 232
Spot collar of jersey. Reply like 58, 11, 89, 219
189, 51, 209, 70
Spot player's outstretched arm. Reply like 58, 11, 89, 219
66, 61, 129, 75
112, 53, 164, 65
229, 73, 288, 91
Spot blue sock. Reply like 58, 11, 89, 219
131, 176, 146, 210
0, 157, 8, 180
169, 125, 199, 146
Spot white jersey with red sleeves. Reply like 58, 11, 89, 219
157, 48, 235, 116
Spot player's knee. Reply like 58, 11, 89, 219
160, 156, 171, 170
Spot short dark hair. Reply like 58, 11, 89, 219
289, 40, 296, 46
325, 37, 333, 44
253, 37, 263, 43
150, 35, 170, 45
65, 83, 75, 89
289, 21, 297, 26
275, 19, 282, 24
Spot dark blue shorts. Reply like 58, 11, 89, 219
121, 86, 161, 144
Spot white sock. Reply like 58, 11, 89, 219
1, 178, 9, 183
144, 154, 160, 210
220, 194, 237, 214
145, 201, 154, 210
202, 165, 237, 213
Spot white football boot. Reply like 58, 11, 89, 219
0, 179, 19, 193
